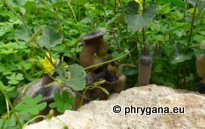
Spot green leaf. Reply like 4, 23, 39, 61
16, 73, 24, 80
124, 1, 140, 15
22, 1, 36, 15
170, 54, 192, 64
107, 13, 125, 26
8, 80, 19, 85
1, 114, 19, 129
124, 3, 157, 31
193, 35, 204, 42
199, 0, 205, 12
37, 26, 63, 50
170, 0, 186, 7
71, 0, 89, 5
15, 95, 47, 116
0, 81, 15, 92
6, 73, 24, 85
0, 22, 13, 37
57, 64, 86, 91
18, 61, 32, 70
15, 25, 32, 42
154, 64, 163, 73
49, 91, 75, 113
122, 66, 137, 76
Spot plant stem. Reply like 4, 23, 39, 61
114, 0, 117, 14
142, 0, 146, 41
183, 0, 188, 22
67, 2, 78, 23
187, 0, 199, 48
110, 31, 121, 50
24, 115, 45, 127
0, 88, 23, 128
84, 45, 137, 70
4, 0, 26, 24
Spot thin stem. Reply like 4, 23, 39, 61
142, 0, 146, 41
187, 0, 199, 48
114, 0, 117, 14
24, 115, 45, 127
28, 28, 43, 44
78, 80, 106, 109
84, 45, 137, 70
110, 31, 121, 50
183, 0, 188, 22
4, 0, 26, 24
0, 88, 23, 128
67, 2, 78, 23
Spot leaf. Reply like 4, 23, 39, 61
37, 26, 63, 50
19, 61, 32, 70
6, 73, 24, 85
16, 73, 24, 80
154, 64, 163, 73
8, 80, 19, 85
57, 64, 86, 91
170, 54, 192, 64
23, 1, 36, 15
49, 91, 75, 113
0, 22, 13, 37
169, 0, 186, 7
122, 66, 138, 76
0, 81, 15, 92
15, 25, 32, 42
199, 0, 205, 12
15, 95, 47, 115
124, 1, 140, 15
71, 0, 89, 5
188, 0, 205, 12
193, 35, 204, 42
107, 13, 125, 26
1, 114, 19, 129
124, 3, 157, 32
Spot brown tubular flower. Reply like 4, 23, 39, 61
80, 31, 104, 68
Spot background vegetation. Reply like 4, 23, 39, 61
0, 0, 205, 128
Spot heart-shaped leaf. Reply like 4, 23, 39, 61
15, 25, 32, 42
57, 64, 86, 91
37, 26, 63, 50
124, 2, 157, 32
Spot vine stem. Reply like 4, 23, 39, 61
84, 45, 137, 70
187, 0, 199, 48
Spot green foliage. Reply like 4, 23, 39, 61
0, 114, 20, 129
0, 0, 205, 128
37, 26, 63, 50
15, 95, 46, 115
15, 25, 32, 42
124, 1, 157, 31
49, 91, 75, 113
6, 73, 24, 85
57, 64, 86, 91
